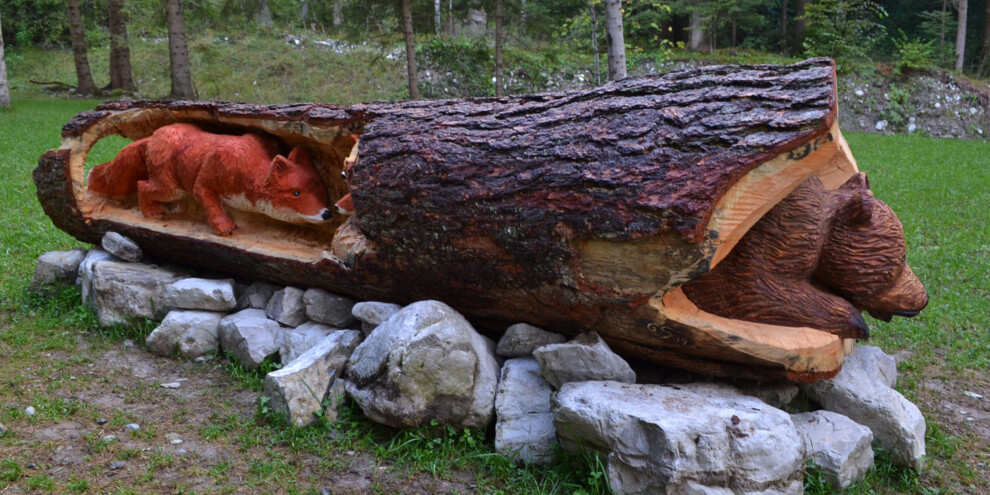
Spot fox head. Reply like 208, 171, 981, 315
814, 174, 928, 321
259, 146, 333, 224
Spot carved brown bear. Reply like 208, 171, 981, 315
683, 173, 928, 339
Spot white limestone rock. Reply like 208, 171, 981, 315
91, 261, 184, 326
533, 332, 635, 388
494, 358, 557, 464
351, 301, 403, 335
280, 321, 342, 364
495, 323, 566, 358
237, 281, 278, 310
263, 330, 362, 427
792, 410, 874, 489
218, 309, 283, 369
78, 248, 117, 307
554, 381, 805, 495
802, 345, 925, 468
146, 310, 224, 358
162, 278, 236, 311
29, 249, 87, 292
303, 288, 356, 327
101, 232, 143, 262
266, 287, 307, 327
345, 300, 499, 429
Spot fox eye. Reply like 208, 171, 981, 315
293, 191, 300, 197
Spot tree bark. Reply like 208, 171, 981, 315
32, 59, 928, 382
65, 0, 98, 96
494, 0, 504, 96
256, 0, 273, 29
956, 0, 968, 71
781, 0, 788, 44
603, 0, 626, 80
795, 0, 807, 52
166, 0, 195, 99
435, 0, 441, 36
590, 4, 601, 85
108, 0, 136, 92
0, 11, 9, 108
333, 0, 342, 28
402, 0, 420, 100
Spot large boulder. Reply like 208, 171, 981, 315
494, 358, 557, 464
554, 381, 805, 495
792, 410, 874, 490
280, 321, 342, 364
495, 323, 566, 358
146, 310, 224, 358
533, 332, 636, 388
162, 278, 237, 311
218, 309, 283, 369
351, 301, 403, 335
344, 301, 500, 429
29, 249, 87, 292
77, 248, 117, 307
266, 287, 307, 328
91, 261, 184, 326
263, 330, 362, 427
802, 345, 925, 468
303, 288, 356, 327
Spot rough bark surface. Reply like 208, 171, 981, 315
66, 0, 97, 96
166, 0, 196, 99
604, 0, 627, 80
108, 0, 136, 92
37, 60, 873, 381
956, 0, 968, 71
494, 0, 505, 97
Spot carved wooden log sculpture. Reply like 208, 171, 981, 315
35, 58, 927, 382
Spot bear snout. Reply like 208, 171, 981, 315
862, 264, 928, 321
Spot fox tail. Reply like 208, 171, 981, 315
87, 137, 150, 198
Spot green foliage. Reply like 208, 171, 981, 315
915, 9, 956, 68
892, 31, 935, 75
802, 0, 888, 72
0, 459, 22, 484
881, 83, 914, 126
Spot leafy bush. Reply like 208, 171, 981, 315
892, 31, 934, 75
802, 0, 888, 72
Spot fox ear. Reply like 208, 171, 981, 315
268, 155, 291, 181
839, 172, 870, 191
286, 146, 312, 168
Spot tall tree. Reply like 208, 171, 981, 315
689, 6, 706, 51
794, 0, 807, 51
435, 0, 441, 36
955, 0, 968, 71
66, 0, 98, 95
604, 0, 626, 80
166, 0, 195, 99
0, 11, 10, 108
333, 0, 342, 27
982, 0, 990, 75
108, 0, 136, 92
590, 3, 601, 85
402, 0, 420, 100
781, 0, 788, 44
494, 0, 505, 96
256, 0, 273, 28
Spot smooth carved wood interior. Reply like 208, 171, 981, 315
69, 109, 372, 265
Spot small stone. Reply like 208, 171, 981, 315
0, 422, 6, 434
170, 439, 183, 445
78, 248, 117, 307
854, 89, 864, 96
496, 323, 566, 358
26, 463, 36, 469
218, 309, 283, 370
161, 382, 181, 389
102, 435, 117, 442
162, 278, 237, 311
303, 288, 356, 327
110, 461, 126, 470
25, 406, 35, 416
146, 310, 224, 358
280, 321, 342, 364
908, 123, 917, 133
29, 249, 88, 292
96, 418, 108, 425
237, 281, 279, 310
533, 332, 636, 388
266, 287, 308, 327
101, 232, 144, 262
351, 301, 403, 335
123, 339, 135, 347
124, 423, 140, 432
963, 391, 983, 399
875, 120, 888, 131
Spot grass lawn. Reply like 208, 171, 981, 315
0, 96, 988, 493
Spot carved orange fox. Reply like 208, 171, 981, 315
88, 123, 333, 235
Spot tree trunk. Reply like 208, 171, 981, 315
731, 19, 737, 48
795, 0, 807, 52
402, 0, 420, 100
34, 59, 932, 382
603, 0, 626, 81
0, 11, 9, 108
435, 0, 441, 36
256, 0, 273, 29
956, 0, 968, 71
982, 0, 990, 71
590, 4, 601, 85
689, 8, 705, 51
301, 0, 309, 25
941, 0, 947, 47
166, 0, 195, 99
781, 0, 788, 44
333, 0, 342, 28
108, 0, 136, 92
65, 0, 97, 96
494, 0, 504, 97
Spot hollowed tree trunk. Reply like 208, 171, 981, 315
35, 59, 924, 382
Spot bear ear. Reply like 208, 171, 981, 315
842, 193, 876, 226
839, 173, 870, 191
286, 146, 312, 168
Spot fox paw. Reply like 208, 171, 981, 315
213, 223, 239, 236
